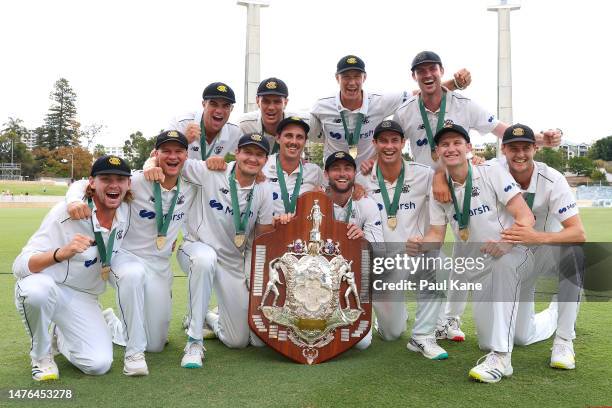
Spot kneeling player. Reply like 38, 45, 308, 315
13, 156, 131, 380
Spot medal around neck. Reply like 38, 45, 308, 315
387, 216, 397, 230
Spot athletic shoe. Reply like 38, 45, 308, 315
31, 355, 59, 381
181, 341, 205, 369
550, 337, 575, 370
123, 352, 149, 376
436, 317, 466, 342
407, 336, 449, 360
469, 352, 513, 383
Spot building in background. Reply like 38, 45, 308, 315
560, 141, 591, 160
104, 146, 125, 158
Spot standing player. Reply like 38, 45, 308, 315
413, 123, 535, 383
239, 78, 304, 155
148, 133, 274, 348
310, 54, 471, 168
355, 120, 448, 360
13, 155, 131, 380
66, 132, 201, 374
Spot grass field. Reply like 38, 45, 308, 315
0, 181, 68, 196
1, 208, 611, 407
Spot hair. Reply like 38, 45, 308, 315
85, 184, 133, 203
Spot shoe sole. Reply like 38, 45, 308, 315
182, 362, 202, 369
123, 369, 149, 376
406, 343, 449, 360
33, 373, 59, 381
450, 336, 465, 342
550, 361, 575, 370
469, 368, 513, 383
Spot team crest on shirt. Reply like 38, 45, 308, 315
116, 229, 124, 240
401, 184, 411, 193
471, 186, 480, 197
192, 146, 199, 152
270, 178, 278, 183
149, 195, 156, 203
214, 146, 223, 154
334, 118, 342, 124
177, 195, 186, 205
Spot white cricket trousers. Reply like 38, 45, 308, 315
15, 273, 112, 375
177, 240, 217, 342
110, 250, 172, 357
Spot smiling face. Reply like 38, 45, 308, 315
326, 160, 356, 194
278, 123, 306, 161
235, 145, 268, 178
435, 133, 471, 168
336, 70, 366, 103
257, 95, 287, 130
412, 62, 444, 97
88, 174, 131, 211
202, 98, 233, 135
373, 131, 405, 165
155, 141, 188, 179
502, 141, 537, 175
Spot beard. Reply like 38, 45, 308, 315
329, 178, 354, 194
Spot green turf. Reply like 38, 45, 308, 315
0, 181, 68, 196
1, 208, 611, 407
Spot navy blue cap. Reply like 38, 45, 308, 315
325, 151, 356, 171
373, 120, 404, 139
411, 51, 443, 71
238, 133, 270, 155
433, 123, 470, 144
156, 130, 188, 149
90, 155, 131, 177
502, 123, 536, 144
202, 82, 236, 103
336, 55, 366, 75
257, 77, 288, 97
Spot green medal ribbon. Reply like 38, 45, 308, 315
418, 91, 447, 153
340, 111, 364, 148
153, 180, 180, 238
199, 118, 219, 160
276, 155, 302, 213
376, 162, 405, 219
447, 162, 473, 230
87, 198, 117, 268
342, 198, 353, 223
261, 120, 280, 154
229, 165, 254, 235
524, 192, 535, 210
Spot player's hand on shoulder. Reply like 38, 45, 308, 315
471, 154, 486, 165
67, 201, 91, 220
184, 122, 201, 144
359, 159, 375, 175
346, 223, 364, 240
352, 183, 367, 200
432, 171, 452, 203
57, 233, 94, 261
206, 156, 227, 171
273, 213, 295, 227
406, 236, 423, 256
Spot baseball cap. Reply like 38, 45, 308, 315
502, 123, 536, 144
411, 51, 443, 71
373, 120, 404, 139
336, 55, 366, 75
202, 82, 236, 103
277, 116, 310, 135
325, 151, 356, 171
257, 77, 288, 97
238, 133, 270, 155
433, 123, 471, 145
90, 155, 131, 177
155, 130, 188, 149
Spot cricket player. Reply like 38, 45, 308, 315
310, 54, 471, 169
13, 155, 132, 380
66, 132, 202, 375
413, 123, 535, 383
239, 77, 306, 155
355, 120, 448, 360
149, 133, 274, 349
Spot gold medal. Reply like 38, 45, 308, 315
234, 233, 246, 248
387, 216, 397, 230
431, 150, 439, 161
349, 145, 358, 159
459, 228, 469, 242
101, 265, 111, 281
156, 236, 166, 250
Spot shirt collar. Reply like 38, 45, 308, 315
90, 201, 127, 232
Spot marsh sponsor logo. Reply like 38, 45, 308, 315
329, 131, 342, 140
452, 204, 491, 221
558, 202, 577, 214
399, 201, 416, 210
209, 199, 223, 211
416, 138, 429, 147
84, 257, 98, 268
139, 209, 155, 219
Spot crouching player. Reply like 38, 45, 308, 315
13, 155, 132, 380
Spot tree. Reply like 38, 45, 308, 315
81, 123, 105, 150
590, 169, 608, 185
33, 146, 93, 179
589, 136, 612, 161
40, 78, 79, 149
482, 144, 497, 160
534, 147, 566, 172
568, 156, 595, 177
93, 144, 107, 158
2, 117, 31, 146
0, 118, 39, 178
123, 131, 156, 170
305, 142, 324, 167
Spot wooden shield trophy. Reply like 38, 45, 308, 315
248, 191, 372, 364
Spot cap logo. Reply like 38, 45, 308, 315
335, 152, 346, 158
216, 85, 228, 93
346, 57, 357, 64
512, 127, 525, 136
381, 121, 391, 128
167, 130, 178, 138
251, 133, 263, 141
109, 157, 121, 166
290, 116, 301, 121
265, 81, 277, 89
444, 122, 454, 128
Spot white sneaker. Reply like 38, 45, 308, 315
123, 352, 149, 376
469, 352, 513, 383
550, 337, 575, 370
31, 355, 59, 381
205, 307, 219, 337
181, 341, 205, 369
436, 317, 465, 341
407, 336, 449, 360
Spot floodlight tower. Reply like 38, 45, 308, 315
488, 0, 520, 156
238, 0, 269, 113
